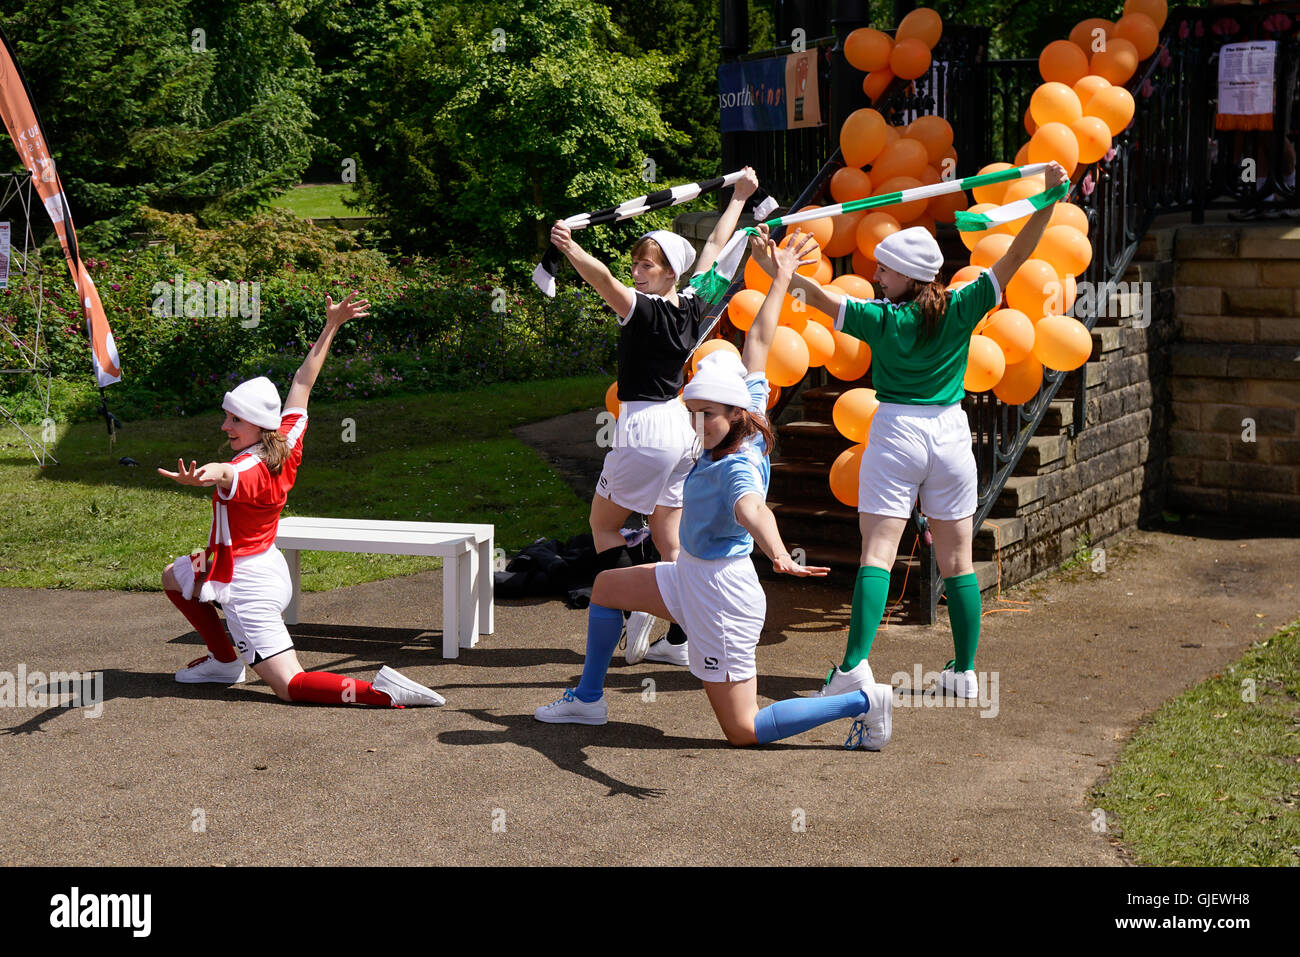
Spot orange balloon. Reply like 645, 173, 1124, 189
964, 335, 1006, 392
841, 108, 888, 168
1006, 258, 1059, 319
766, 326, 811, 386
1058, 273, 1078, 316
870, 137, 929, 184
1049, 202, 1090, 236
845, 28, 894, 72
830, 167, 873, 204
897, 8, 943, 48
1073, 74, 1111, 108
882, 125, 901, 148
970, 232, 1014, 269
856, 211, 901, 260
1036, 225, 1093, 278
998, 178, 1045, 236
813, 256, 833, 285
691, 338, 741, 374
832, 388, 880, 444
890, 38, 932, 80
863, 68, 895, 103
851, 248, 876, 277
744, 254, 772, 295
1014, 140, 1030, 167
1091, 37, 1140, 86
605, 381, 620, 418
993, 355, 1044, 406
928, 181, 968, 223
1025, 104, 1038, 138
1123, 0, 1167, 31
871, 175, 927, 222
801, 321, 835, 368
906, 115, 954, 165
829, 443, 866, 507
981, 308, 1036, 365
779, 294, 809, 333
1029, 122, 1079, 176
767, 384, 781, 410
1115, 12, 1159, 60
1033, 315, 1093, 371
1039, 39, 1090, 86
783, 208, 833, 251
1085, 85, 1136, 136
727, 288, 765, 331
1070, 115, 1112, 165
1071, 18, 1115, 57
948, 264, 985, 287
1031, 81, 1083, 128
959, 203, 998, 252
971, 163, 1014, 206
826, 330, 872, 381
823, 209, 866, 258
829, 274, 875, 300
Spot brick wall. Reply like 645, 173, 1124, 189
1168, 224, 1300, 518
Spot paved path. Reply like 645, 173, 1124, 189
2, 516, 1296, 865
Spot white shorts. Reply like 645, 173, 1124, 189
597, 398, 696, 515
857, 402, 977, 520
171, 548, 295, 664
654, 550, 766, 683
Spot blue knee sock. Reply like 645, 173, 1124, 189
753, 690, 871, 745
574, 603, 623, 703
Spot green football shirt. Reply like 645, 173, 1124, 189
836, 270, 1001, 405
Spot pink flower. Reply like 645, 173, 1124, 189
1141, 79, 1154, 98
1104, 147, 1117, 163
1159, 47, 1172, 69
1081, 173, 1096, 197
1179, 21, 1190, 40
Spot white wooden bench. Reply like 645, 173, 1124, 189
275, 517, 495, 658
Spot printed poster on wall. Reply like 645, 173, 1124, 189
720, 52, 823, 132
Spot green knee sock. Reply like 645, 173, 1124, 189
841, 566, 892, 672
945, 573, 981, 672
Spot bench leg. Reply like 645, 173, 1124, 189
459, 548, 476, 650
478, 535, 494, 635
283, 549, 301, 625
442, 551, 460, 659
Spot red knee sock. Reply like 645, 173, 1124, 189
287, 671, 393, 706
166, 590, 238, 662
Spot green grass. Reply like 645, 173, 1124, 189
0, 376, 606, 592
269, 183, 373, 219
1092, 618, 1300, 866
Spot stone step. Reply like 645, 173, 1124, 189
769, 460, 842, 508
990, 473, 1047, 516
768, 500, 860, 548
802, 383, 870, 423
776, 420, 852, 461
973, 516, 1025, 560
1038, 398, 1074, 434
1018, 433, 1069, 472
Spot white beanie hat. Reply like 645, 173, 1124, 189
222, 376, 282, 430
873, 226, 944, 283
640, 229, 697, 279
683, 351, 751, 408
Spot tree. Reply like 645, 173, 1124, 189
357, 0, 685, 264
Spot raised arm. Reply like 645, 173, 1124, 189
284, 291, 370, 413
550, 222, 635, 318
991, 161, 1067, 293
734, 493, 830, 576
743, 227, 818, 375
695, 166, 759, 275
747, 224, 844, 319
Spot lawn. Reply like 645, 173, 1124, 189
0, 376, 606, 592
269, 183, 373, 219
1093, 618, 1300, 865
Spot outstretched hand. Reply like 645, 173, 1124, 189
770, 228, 819, 277
325, 290, 369, 328
157, 459, 223, 487
773, 554, 830, 577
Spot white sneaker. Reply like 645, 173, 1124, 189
624, 612, 660, 664
176, 653, 245, 684
815, 659, 875, 696
533, 688, 608, 725
372, 665, 446, 706
936, 661, 978, 699
643, 637, 689, 666
844, 683, 893, 751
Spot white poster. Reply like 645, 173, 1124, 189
1218, 41, 1276, 116
0, 223, 9, 290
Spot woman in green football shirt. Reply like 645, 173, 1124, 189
749, 161, 1067, 701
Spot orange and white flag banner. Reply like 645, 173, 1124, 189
0, 27, 120, 386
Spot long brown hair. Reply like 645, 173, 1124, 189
911, 278, 951, 342
711, 407, 775, 461
224, 429, 289, 474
